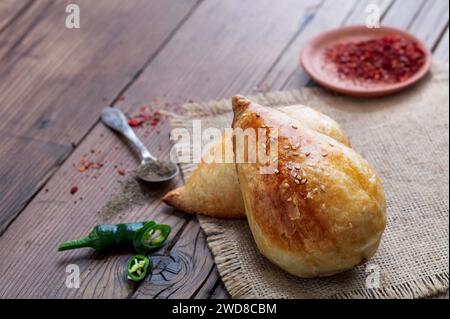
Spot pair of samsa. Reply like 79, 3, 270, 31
164, 96, 386, 278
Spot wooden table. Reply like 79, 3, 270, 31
0, 0, 448, 299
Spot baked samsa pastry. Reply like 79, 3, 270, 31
232, 96, 386, 277
162, 104, 351, 218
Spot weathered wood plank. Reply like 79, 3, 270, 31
409, 0, 449, 49
0, 0, 200, 235
0, 0, 31, 33
434, 27, 449, 61
113, 0, 322, 106
382, 0, 426, 29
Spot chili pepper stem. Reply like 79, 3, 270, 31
57, 237, 93, 251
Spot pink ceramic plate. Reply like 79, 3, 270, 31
300, 25, 432, 97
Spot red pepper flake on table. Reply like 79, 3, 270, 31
325, 35, 426, 83
127, 106, 163, 128
77, 155, 105, 173
70, 185, 78, 194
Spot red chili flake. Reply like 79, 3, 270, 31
128, 118, 144, 127
118, 168, 126, 176
325, 35, 426, 83
70, 186, 78, 194
127, 109, 163, 128
76, 154, 105, 173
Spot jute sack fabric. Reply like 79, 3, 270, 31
170, 63, 449, 299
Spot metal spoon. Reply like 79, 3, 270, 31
101, 108, 179, 182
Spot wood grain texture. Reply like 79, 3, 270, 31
0, 0, 31, 33
434, 27, 449, 61
409, 0, 449, 48
113, 0, 323, 106
382, 0, 426, 29
0, 0, 200, 235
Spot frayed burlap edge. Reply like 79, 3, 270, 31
167, 63, 449, 299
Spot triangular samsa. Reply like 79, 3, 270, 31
232, 96, 386, 277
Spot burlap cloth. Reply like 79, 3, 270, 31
169, 63, 449, 299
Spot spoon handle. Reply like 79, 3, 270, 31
101, 108, 156, 162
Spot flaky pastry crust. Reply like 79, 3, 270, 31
232, 96, 386, 277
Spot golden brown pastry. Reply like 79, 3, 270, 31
232, 96, 386, 277
162, 104, 351, 218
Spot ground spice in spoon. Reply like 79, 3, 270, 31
136, 161, 176, 181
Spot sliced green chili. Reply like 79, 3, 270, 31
133, 221, 171, 253
57, 221, 150, 252
127, 255, 151, 282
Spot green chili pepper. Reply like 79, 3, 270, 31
57, 221, 151, 252
133, 221, 171, 253
126, 255, 151, 282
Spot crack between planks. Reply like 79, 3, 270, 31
405, 0, 428, 31
278, 0, 361, 89
0, 0, 203, 238
380, 0, 397, 21
432, 21, 449, 53
109, 0, 205, 107
192, 263, 218, 299
0, 142, 73, 236
207, 277, 226, 299
256, 0, 325, 89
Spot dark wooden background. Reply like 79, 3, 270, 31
0, 0, 448, 299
